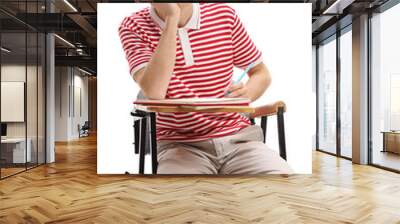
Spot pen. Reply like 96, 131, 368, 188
234, 62, 255, 84
225, 62, 255, 96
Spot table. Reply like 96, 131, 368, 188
1, 138, 32, 164
382, 131, 400, 154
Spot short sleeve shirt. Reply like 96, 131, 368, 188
119, 3, 263, 141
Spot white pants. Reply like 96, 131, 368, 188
157, 126, 293, 174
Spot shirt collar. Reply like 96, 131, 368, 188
150, 3, 200, 30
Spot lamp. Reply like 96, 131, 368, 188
54, 34, 75, 48
322, 0, 355, 15
78, 67, 93, 76
63, 0, 78, 12
1, 47, 11, 53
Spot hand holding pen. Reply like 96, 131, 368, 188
225, 62, 255, 98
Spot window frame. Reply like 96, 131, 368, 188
315, 24, 353, 161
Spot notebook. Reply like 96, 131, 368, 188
134, 97, 250, 107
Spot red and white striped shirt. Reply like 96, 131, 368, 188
119, 3, 263, 141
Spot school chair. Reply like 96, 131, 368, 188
130, 101, 287, 174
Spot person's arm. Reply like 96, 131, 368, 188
227, 62, 271, 102
134, 4, 180, 100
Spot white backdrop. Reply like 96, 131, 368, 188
98, 3, 312, 174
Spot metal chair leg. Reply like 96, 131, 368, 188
277, 107, 287, 160
149, 113, 158, 174
139, 117, 147, 174
260, 116, 268, 143
134, 120, 140, 154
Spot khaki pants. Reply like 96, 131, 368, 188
157, 126, 293, 174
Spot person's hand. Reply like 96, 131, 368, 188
152, 3, 181, 20
226, 82, 250, 99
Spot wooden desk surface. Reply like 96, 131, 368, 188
138, 105, 255, 113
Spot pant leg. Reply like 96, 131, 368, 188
220, 141, 293, 174
157, 142, 218, 174
217, 126, 293, 175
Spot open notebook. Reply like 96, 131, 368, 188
134, 97, 250, 107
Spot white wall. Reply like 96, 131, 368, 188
98, 3, 312, 174
55, 67, 89, 141
55, 67, 69, 141
72, 73, 89, 138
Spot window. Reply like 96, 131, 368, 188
370, 2, 400, 171
318, 36, 337, 154
0, 1, 47, 179
339, 28, 352, 158
1, 30, 28, 177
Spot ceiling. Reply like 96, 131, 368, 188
0, 0, 394, 74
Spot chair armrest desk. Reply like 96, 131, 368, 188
131, 102, 286, 174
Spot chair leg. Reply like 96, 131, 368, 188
134, 120, 140, 154
139, 117, 147, 174
260, 116, 267, 143
277, 107, 287, 160
149, 113, 158, 174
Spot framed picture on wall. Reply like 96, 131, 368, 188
1, 81, 25, 123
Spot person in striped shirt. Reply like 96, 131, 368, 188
119, 3, 292, 174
